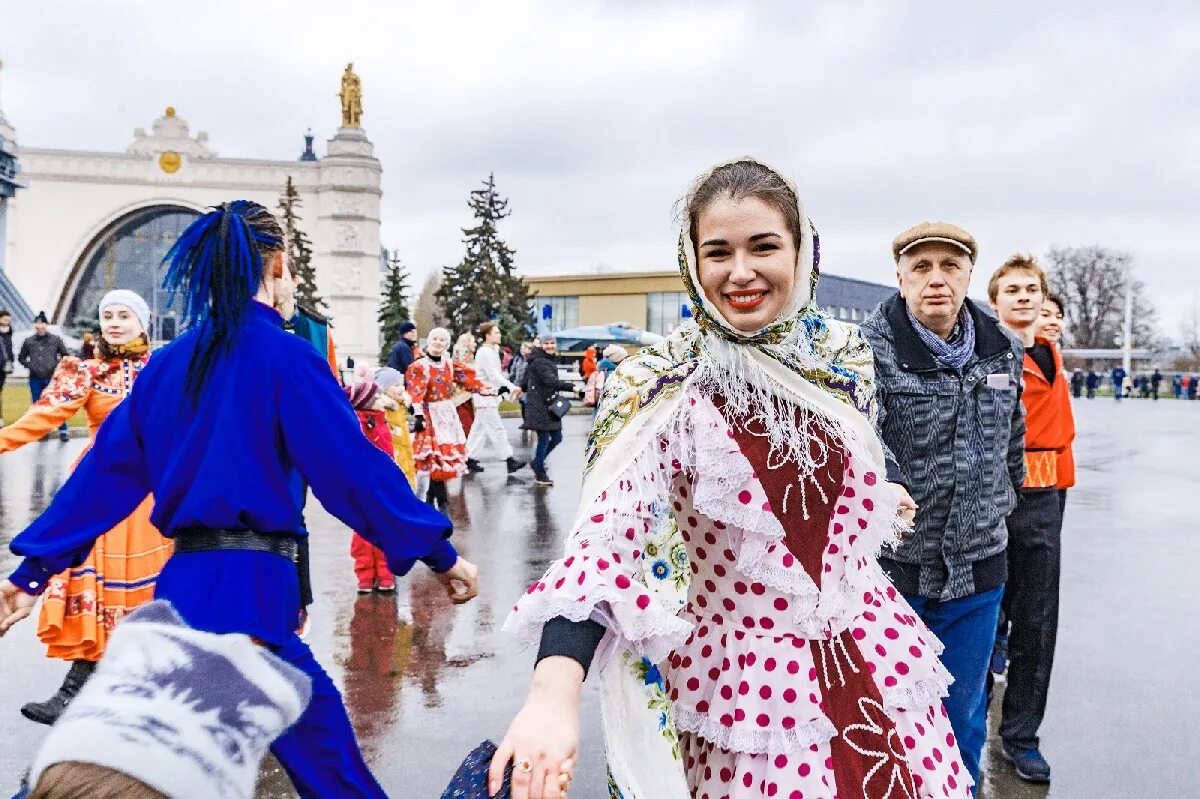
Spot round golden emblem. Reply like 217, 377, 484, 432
159, 151, 182, 174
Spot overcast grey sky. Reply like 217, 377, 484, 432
2, 1, 1197, 332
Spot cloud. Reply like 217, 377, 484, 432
2, 0, 1196, 328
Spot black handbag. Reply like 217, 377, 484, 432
548, 395, 572, 419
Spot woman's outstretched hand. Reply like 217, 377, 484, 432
0, 579, 36, 637
490, 656, 583, 798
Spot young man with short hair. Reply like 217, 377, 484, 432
987, 254, 1075, 784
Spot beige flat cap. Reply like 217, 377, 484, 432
892, 221, 978, 263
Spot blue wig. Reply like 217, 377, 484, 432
162, 200, 284, 396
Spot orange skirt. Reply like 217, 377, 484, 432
36, 495, 172, 661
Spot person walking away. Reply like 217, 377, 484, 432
1, 291, 171, 726
1110, 365, 1126, 400
0, 201, 479, 799
1069, 369, 1083, 399
18, 312, 71, 442
988, 256, 1073, 783
466, 321, 526, 474
1172, 373, 1183, 399
345, 380, 398, 594
521, 335, 579, 486
0, 310, 14, 427
374, 367, 418, 488
407, 327, 492, 509
1190, 374, 1200, 400
492, 160, 971, 799
861, 221, 1025, 789
386, 320, 420, 377
1086, 369, 1099, 398
583, 344, 627, 417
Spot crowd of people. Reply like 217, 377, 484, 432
1069, 366, 1200, 400
0, 157, 1131, 799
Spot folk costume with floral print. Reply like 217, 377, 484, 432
407, 353, 488, 481
505, 159, 970, 799
0, 330, 167, 663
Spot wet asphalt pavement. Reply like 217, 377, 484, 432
0, 398, 1197, 798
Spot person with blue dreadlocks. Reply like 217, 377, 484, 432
0, 200, 480, 798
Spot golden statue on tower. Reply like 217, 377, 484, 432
339, 63, 362, 128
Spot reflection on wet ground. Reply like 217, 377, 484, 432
1, 401, 1197, 798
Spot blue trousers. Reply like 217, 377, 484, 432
905, 585, 1004, 793
270, 634, 389, 798
532, 429, 563, 474
28, 378, 68, 435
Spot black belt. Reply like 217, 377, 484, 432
174, 529, 299, 561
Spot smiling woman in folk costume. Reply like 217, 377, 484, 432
492, 160, 970, 799
406, 327, 492, 509
0, 290, 170, 726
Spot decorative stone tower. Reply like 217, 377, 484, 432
314, 63, 381, 364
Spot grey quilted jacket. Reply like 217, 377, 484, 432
861, 294, 1025, 601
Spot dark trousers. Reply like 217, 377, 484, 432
28, 378, 69, 435
270, 634, 389, 798
906, 585, 1004, 790
999, 488, 1063, 751
532, 429, 563, 474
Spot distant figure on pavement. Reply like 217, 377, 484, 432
1070, 369, 1084, 398
1110, 365, 1127, 401
18, 312, 71, 442
1173, 373, 1183, 399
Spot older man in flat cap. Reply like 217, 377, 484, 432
861, 221, 1026, 791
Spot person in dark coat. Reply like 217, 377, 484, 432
18, 312, 71, 441
520, 335, 579, 486
1069, 369, 1084, 399
385, 321, 419, 378
0, 310, 14, 419
1085, 370, 1100, 399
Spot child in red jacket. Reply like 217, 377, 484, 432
345, 381, 398, 593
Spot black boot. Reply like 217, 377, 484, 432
506, 457, 527, 475
21, 660, 96, 725
466, 458, 485, 473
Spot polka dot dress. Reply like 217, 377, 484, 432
507, 392, 971, 798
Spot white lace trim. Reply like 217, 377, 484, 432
503, 586, 694, 665
882, 670, 953, 713
674, 708, 838, 756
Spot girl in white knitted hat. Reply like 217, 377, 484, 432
0, 290, 170, 727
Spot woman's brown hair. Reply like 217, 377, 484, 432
30, 762, 166, 799
684, 160, 804, 257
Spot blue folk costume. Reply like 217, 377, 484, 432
7, 201, 455, 799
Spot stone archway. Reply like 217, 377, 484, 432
55, 204, 200, 341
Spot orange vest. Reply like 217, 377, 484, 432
1020, 339, 1076, 489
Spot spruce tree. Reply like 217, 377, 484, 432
435, 173, 534, 344
278, 176, 327, 314
378, 249, 412, 362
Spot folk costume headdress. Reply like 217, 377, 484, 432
576, 159, 897, 799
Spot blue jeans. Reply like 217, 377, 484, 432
28, 378, 69, 435
532, 429, 562, 474
905, 585, 1005, 793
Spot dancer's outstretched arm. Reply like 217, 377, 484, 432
2, 390, 150, 633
